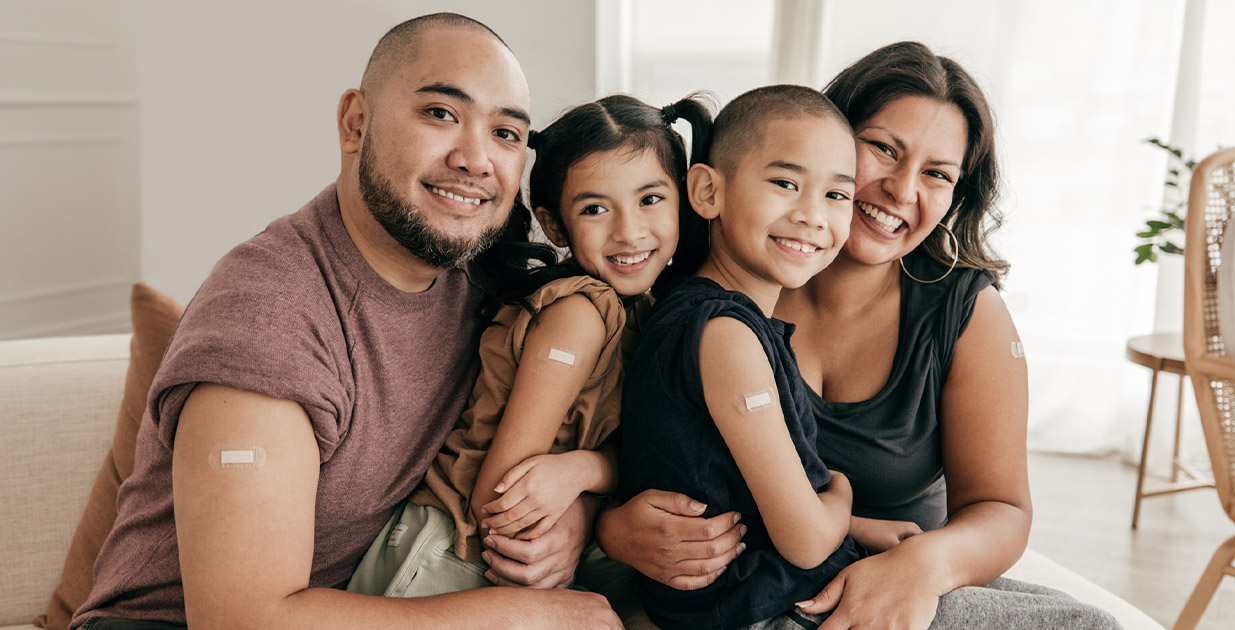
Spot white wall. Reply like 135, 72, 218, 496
137, 0, 598, 303
0, 0, 140, 339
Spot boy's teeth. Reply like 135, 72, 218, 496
774, 237, 819, 253
430, 186, 483, 206
609, 251, 652, 265
858, 201, 904, 231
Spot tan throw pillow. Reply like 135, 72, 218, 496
35, 283, 184, 630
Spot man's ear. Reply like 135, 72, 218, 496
533, 206, 570, 248
337, 89, 367, 155
687, 163, 722, 221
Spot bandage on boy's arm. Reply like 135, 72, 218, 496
472, 294, 611, 536
699, 317, 851, 570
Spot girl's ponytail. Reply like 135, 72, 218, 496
654, 94, 715, 287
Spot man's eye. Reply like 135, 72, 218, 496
427, 108, 456, 122
772, 179, 798, 191
641, 194, 665, 206
581, 204, 607, 215
826, 190, 851, 201
494, 128, 522, 142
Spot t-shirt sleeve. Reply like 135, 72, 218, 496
149, 243, 353, 463
934, 268, 997, 376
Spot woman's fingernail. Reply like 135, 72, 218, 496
484, 536, 495, 548
737, 542, 747, 555
718, 565, 727, 575
739, 525, 747, 536
732, 513, 741, 524
689, 500, 706, 512
495, 483, 505, 493
481, 551, 492, 563
796, 600, 814, 608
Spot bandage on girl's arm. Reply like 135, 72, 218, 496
698, 317, 851, 570
472, 294, 613, 539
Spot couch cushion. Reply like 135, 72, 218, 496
34, 284, 184, 630
0, 334, 130, 628
1007, 548, 1166, 629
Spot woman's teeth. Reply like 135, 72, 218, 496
429, 186, 483, 206
858, 201, 904, 231
608, 251, 652, 265
773, 237, 819, 253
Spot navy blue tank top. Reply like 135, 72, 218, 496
808, 252, 994, 531
620, 277, 862, 630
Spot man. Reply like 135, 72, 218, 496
72, 13, 620, 630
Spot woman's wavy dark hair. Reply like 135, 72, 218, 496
824, 41, 1008, 284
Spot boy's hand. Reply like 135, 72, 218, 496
480, 452, 582, 539
849, 516, 923, 554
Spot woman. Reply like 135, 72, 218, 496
594, 42, 1121, 629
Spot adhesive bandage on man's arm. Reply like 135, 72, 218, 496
1011, 340, 1025, 359
208, 446, 267, 469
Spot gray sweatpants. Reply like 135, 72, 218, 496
578, 561, 1125, 630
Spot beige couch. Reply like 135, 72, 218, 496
1, 332, 1168, 630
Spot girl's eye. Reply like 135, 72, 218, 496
771, 179, 798, 191
826, 190, 851, 201
640, 194, 665, 206
494, 128, 522, 142
580, 204, 607, 216
427, 107, 457, 122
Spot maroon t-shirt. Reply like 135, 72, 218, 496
73, 184, 488, 627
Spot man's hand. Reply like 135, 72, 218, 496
594, 489, 745, 590
481, 494, 595, 588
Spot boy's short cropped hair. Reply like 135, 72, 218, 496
707, 84, 852, 176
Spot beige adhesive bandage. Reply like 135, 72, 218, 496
546, 346, 577, 366
1011, 341, 1026, 358
740, 389, 775, 413
208, 446, 267, 469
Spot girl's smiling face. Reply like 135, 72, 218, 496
537, 147, 679, 297
846, 95, 968, 266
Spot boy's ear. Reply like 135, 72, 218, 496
533, 206, 570, 248
687, 163, 722, 221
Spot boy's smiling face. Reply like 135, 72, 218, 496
700, 115, 856, 294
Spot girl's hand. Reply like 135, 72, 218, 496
797, 539, 942, 630
480, 452, 582, 539
849, 516, 923, 554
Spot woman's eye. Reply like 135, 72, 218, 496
772, 179, 798, 191
925, 169, 954, 183
641, 194, 665, 206
871, 141, 894, 157
494, 128, 522, 142
427, 108, 457, 122
580, 204, 607, 216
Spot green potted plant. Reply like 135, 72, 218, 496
1134, 138, 1197, 264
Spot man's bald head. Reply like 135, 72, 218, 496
707, 84, 851, 176
359, 13, 511, 103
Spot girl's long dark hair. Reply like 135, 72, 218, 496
477, 93, 713, 319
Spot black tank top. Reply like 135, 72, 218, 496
808, 251, 994, 531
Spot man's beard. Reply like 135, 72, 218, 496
358, 134, 504, 269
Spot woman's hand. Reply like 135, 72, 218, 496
848, 516, 922, 554
797, 539, 943, 630
594, 489, 745, 590
480, 452, 583, 540
482, 494, 597, 588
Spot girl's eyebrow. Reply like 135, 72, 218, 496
571, 191, 609, 204
636, 179, 672, 192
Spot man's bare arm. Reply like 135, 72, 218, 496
173, 384, 620, 630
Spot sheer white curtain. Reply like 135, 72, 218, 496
602, 0, 1234, 459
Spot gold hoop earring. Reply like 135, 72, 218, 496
900, 223, 958, 284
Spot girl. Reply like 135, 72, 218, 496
347, 93, 712, 599
617, 84, 862, 630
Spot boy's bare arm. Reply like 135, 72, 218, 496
699, 317, 850, 570
173, 384, 620, 630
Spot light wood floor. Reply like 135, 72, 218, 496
1027, 452, 1235, 630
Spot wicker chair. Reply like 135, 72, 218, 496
1177, 146, 1235, 630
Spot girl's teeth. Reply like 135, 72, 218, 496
858, 201, 904, 231
610, 251, 652, 265
430, 186, 483, 206
774, 237, 819, 253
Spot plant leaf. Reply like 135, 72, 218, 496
1146, 220, 1173, 230
1160, 241, 1183, 254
